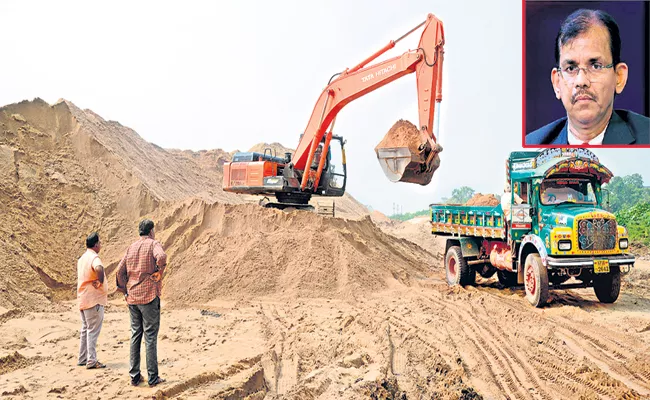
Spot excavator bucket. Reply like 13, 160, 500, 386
375, 120, 442, 185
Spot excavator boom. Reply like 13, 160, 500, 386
293, 13, 445, 187
223, 13, 445, 208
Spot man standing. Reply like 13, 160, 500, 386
116, 219, 167, 387
77, 232, 107, 369
501, 182, 523, 228
526, 9, 649, 145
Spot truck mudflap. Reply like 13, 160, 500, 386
546, 254, 635, 268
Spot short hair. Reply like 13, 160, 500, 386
555, 9, 621, 66
86, 232, 100, 248
139, 219, 155, 236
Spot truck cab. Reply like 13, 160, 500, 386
430, 148, 635, 307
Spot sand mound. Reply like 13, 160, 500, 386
465, 193, 500, 206
0, 98, 367, 310
0, 98, 247, 309
247, 142, 293, 158
374, 119, 421, 153
370, 210, 391, 223
377, 217, 444, 257
158, 200, 436, 304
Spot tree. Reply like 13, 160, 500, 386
604, 174, 650, 213
443, 186, 475, 204
616, 202, 650, 245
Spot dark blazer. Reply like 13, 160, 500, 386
526, 110, 650, 145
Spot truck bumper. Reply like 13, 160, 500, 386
547, 254, 635, 268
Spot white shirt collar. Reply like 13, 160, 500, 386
567, 121, 608, 145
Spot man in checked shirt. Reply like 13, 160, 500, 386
116, 219, 167, 387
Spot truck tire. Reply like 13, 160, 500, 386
445, 246, 475, 286
524, 253, 549, 307
593, 266, 621, 303
497, 270, 518, 287
478, 264, 497, 279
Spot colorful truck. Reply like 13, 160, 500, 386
430, 148, 635, 307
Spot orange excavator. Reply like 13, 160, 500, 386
223, 14, 445, 210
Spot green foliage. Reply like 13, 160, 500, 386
389, 209, 429, 221
603, 174, 650, 213
616, 202, 650, 246
389, 186, 477, 221
441, 186, 475, 205
603, 174, 650, 246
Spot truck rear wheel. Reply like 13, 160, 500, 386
497, 270, 517, 287
593, 266, 621, 303
524, 253, 549, 307
445, 246, 475, 286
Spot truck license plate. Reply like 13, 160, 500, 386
594, 259, 610, 274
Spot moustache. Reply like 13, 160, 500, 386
571, 91, 596, 104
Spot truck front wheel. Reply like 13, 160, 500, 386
593, 266, 621, 303
524, 253, 549, 307
445, 246, 475, 286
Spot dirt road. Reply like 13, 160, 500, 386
2, 260, 649, 399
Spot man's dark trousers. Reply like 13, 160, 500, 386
128, 296, 160, 385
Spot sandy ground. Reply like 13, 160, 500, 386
3, 99, 650, 399
2, 259, 649, 399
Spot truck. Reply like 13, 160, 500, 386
430, 148, 635, 307
222, 14, 445, 210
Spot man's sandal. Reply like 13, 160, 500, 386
86, 361, 106, 369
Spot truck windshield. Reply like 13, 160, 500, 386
540, 178, 596, 205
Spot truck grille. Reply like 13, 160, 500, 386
577, 218, 617, 250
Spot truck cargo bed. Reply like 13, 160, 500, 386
430, 204, 505, 239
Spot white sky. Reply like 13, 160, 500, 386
1, 0, 648, 215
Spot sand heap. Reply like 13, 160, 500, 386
370, 210, 391, 224
247, 142, 293, 158
375, 216, 444, 257
0, 98, 378, 310
374, 119, 421, 153
0, 99, 248, 310
465, 193, 500, 206
157, 200, 435, 304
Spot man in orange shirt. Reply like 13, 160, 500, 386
77, 232, 107, 369
116, 219, 167, 387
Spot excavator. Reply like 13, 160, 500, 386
223, 13, 445, 211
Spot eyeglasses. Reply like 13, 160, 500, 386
557, 62, 614, 81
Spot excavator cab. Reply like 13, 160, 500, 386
318, 135, 347, 197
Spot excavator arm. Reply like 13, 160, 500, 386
293, 13, 445, 189
222, 13, 445, 209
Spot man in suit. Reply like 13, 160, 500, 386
526, 9, 649, 145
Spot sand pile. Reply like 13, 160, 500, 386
0, 98, 367, 310
157, 200, 436, 304
377, 216, 444, 257
465, 193, 500, 206
370, 210, 391, 223
374, 119, 422, 153
247, 142, 293, 157
0, 99, 235, 310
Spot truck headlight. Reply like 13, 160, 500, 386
619, 239, 628, 249
558, 240, 572, 251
